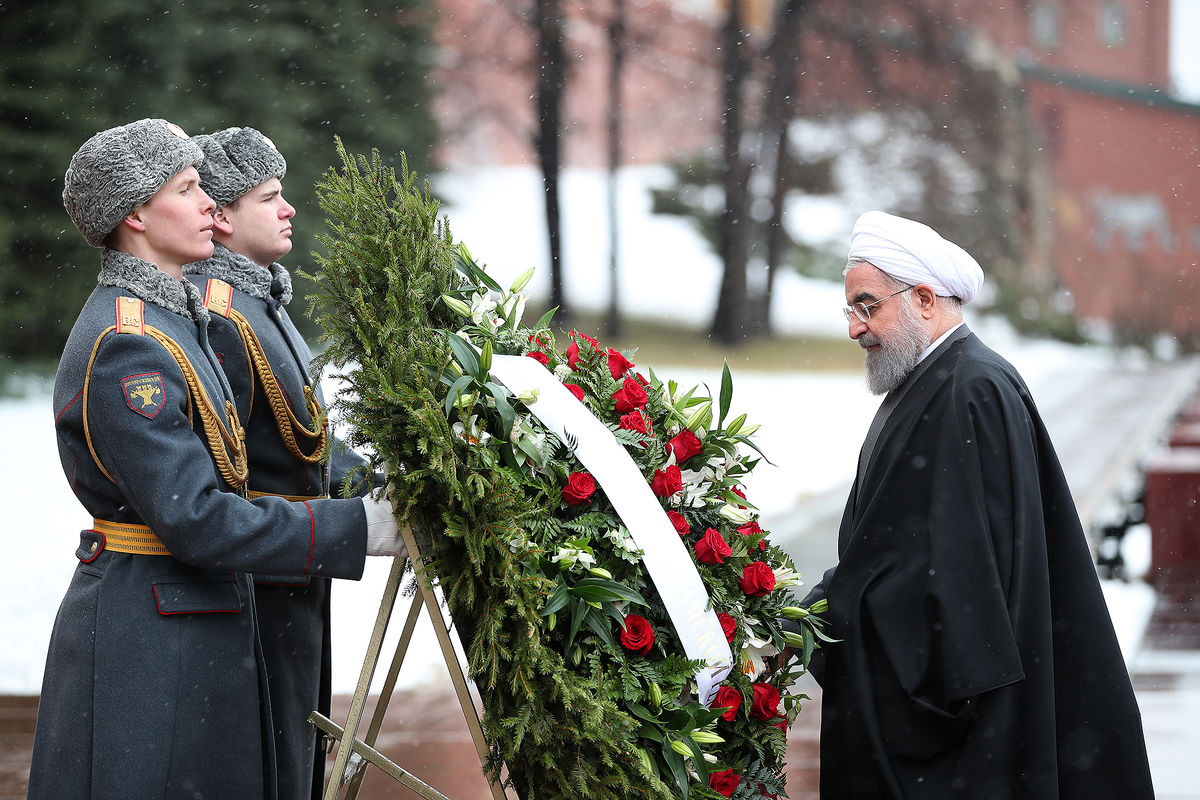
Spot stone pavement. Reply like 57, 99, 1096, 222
311, 692, 821, 799
1130, 566, 1200, 800
0, 690, 821, 800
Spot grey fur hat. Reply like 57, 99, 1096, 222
63, 119, 204, 248
194, 127, 287, 208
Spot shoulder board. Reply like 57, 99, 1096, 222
203, 278, 234, 318
115, 296, 145, 335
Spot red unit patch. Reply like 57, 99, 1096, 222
122, 372, 165, 419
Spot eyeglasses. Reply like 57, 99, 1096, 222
842, 286, 913, 323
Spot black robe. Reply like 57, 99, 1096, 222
807, 328, 1153, 799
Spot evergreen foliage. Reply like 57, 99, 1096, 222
0, 0, 436, 359
307, 143, 659, 798
308, 143, 830, 799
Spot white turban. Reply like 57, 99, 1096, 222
847, 211, 985, 305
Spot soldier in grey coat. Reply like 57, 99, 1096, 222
28, 119, 406, 799
182, 127, 368, 800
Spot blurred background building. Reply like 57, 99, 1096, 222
1, 0, 1197, 359
431, 0, 1200, 347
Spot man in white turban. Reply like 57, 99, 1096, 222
843, 210, 984, 394
794, 211, 1152, 798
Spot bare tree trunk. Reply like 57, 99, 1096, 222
757, 0, 810, 336
711, 0, 751, 345
534, 0, 568, 324
605, 0, 625, 339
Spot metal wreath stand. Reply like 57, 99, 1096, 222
308, 521, 510, 800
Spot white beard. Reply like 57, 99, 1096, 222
860, 300, 931, 395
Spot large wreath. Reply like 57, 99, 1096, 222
307, 143, 830, 800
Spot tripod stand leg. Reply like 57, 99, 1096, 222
343, 591, 425, 799
322, 555, 408, 800
408, 550, 509, 800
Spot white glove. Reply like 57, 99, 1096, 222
361, 493, 408, 559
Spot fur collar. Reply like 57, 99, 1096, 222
98, 249, 208, 323
183, 243, 292, 305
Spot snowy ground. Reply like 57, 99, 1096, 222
0, 165, 1157, 696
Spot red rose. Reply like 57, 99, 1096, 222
650, 465, 683, 498
611, 375, 649, 413
566, 341, 582, 370
717, 612, 737, 642
561, 471, 596, 506
526, 350, 549, 366
618, 409, 651, 436
749, 682, 782, 721
737, 520, 767, 551
666, 510, 690, 536
711, 685, 742, 722
694, 528, 732, 564
739, 561, 776, 596
563, 383, 585, 401
708, 769, 740, 797
666, 428, 703, 463
633, 371, 650, 388
606, 347, 634, 380
619, 614, 655, 654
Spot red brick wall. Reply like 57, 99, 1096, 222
1027, 80, 1200, 341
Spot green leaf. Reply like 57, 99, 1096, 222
583, 607, 615, 649
542, 578, 571, 617
533, 306, 559, 330
567, 596, 589, 650
569, 577, 647, 606
660, 740, 690, 799
444, 331, 480, 377
515, 435, 545, 468
634, 716, 664, 736
482, 382, 516, 440
442, 374, 475, 418
687, 705, 728, 730
453, 245, 503, 291
718, 359, 732, 427
498, 441, 522, 470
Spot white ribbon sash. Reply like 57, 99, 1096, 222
488, 354, 733, 704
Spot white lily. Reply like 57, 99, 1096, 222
739, 622, 780, 681
451, 415, 491, 448
679, 467, 712, 509
702, 457, 728, 483
468, 291, 497, 325
604, 527, 644, 560
500, 291, 529, 327
773, 565, 804, 590
718, 503, 753, 525
550, 547, 596, 571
